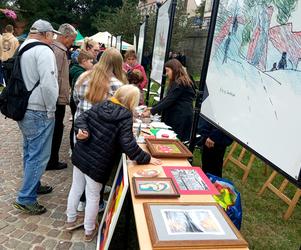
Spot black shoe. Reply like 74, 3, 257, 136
12, 201, 47, 215
46, 162, 67, 171
37, 185, 53, 195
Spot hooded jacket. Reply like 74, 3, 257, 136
0, 33, 19, 61
72, 99, 151, 183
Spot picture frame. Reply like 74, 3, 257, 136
143, 202, 248, 249
133, 177, 180, 198
145, 138, 193, 158
163, 166, 219, 195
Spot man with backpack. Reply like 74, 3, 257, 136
12, 19, 60, 215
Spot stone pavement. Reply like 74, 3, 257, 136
0, 109, 97, 250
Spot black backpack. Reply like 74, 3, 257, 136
0, 42, 51, 121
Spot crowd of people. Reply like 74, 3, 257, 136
0, 18, 232, 242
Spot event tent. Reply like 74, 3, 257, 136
76, 31, 133, 50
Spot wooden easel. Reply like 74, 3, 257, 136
223, 142, 256, 183
258, 170, 301, 220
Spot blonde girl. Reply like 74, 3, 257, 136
66, 85, 161, 241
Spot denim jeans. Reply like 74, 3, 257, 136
17, 110, 55, 205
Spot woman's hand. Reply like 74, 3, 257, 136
142, 109, 151, 118
77, 129, 89, 140
149, 157, 162, 166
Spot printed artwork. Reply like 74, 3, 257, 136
163, 167, 219, 195
133, 177, 180, 198
161, 209, 224, 235
143, 203, 248, 248
201, 0, 301, 184
150, 0, 172, 84
154, 144, 181, 154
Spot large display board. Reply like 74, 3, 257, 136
116, 36, 122, 52
201, 0, 301, 186
137, 22, 146, 64
150, 0, 172, 84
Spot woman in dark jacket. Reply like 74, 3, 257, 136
66, 85, 161, 242
143, 59, 196, 141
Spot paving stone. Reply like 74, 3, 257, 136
16, 242, 31, 250
5, 216, 18, 223
52, 220, 65, 228
23, 223, 38, 232
0, 220, 8, 230
25, 216, 40, 224
21, 232, 36, 242
36, 225, 51, 234
0, 234, 9, 244
10, 229, 26, 239
13, 219, 26, 229
50, 212, 65, 220
32, 235, 45, 244
32, 246, 46, 250
47, 229, 61, 237
0, 225, 15, 234
42, 239, 58, 249
56, 241, 72, 250
71, 242, 85, 250
85, 242, 97, 250
71, 229, 84, 241
58, 230, 72, 241
39, 218, 55, 226
4, 238, 21, 249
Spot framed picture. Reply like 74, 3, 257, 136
97, 154, 129, 250
145, 138, 193, 158
163, 166, 219, 195
133, 177, 180, 198
143, 202, 248, 249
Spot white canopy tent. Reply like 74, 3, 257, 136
76, 31, 133, 51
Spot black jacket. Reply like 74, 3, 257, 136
197, 117, 233, 147
151, 81, 195, 141
72, 100, 151, 183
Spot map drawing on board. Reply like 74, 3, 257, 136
202, 0, 301, 184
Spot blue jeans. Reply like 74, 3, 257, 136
17, 110, 55, 205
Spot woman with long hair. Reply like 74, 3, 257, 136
72, 47, 127, 213
143, 59, 195, 141
74, 47, 127, 120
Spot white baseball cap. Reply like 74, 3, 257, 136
30, 19, 62, 35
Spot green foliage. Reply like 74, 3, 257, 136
92, 0, 141, 42
8, 0, 123, 35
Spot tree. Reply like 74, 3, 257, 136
5, 0, 123, 35
92, 0, 141, 42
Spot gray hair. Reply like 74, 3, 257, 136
58, 23, 77, 36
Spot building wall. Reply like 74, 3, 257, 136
181, 29, 208, 75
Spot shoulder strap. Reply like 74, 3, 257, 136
18, 42, 52, 56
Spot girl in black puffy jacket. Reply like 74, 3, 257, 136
65, 85, 161, 242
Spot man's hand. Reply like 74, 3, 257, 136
205, 137, 215, 148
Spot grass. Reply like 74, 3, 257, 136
193, 145, 301, 250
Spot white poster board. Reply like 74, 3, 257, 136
201, 0, 301, 185
137, 22, 146, 65
116, 36, 122, 52
97, 154, 129, 250
150, 0, 172, 84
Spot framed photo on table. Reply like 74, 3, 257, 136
145, 138, 193, 158
133, 177, 180, 198
143, 202, 248, 249
163, 166, 219, 195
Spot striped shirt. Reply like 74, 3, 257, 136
73, 76, 123, 120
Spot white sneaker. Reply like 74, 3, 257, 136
104, 185, 112, 194
98, 200, 107, 213
77, 201, 86, 212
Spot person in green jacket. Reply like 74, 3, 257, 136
69, 50, 94, 150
